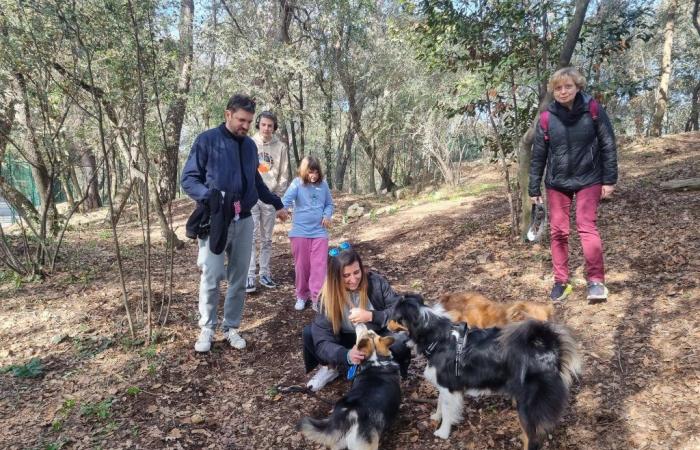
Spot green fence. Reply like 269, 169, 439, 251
0, 155, 65, 223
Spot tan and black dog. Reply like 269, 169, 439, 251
435, 291, 554, 328
298, 324, 402, 450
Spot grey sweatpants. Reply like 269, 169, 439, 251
197, 216, 254, 331
248, 201, 277, 278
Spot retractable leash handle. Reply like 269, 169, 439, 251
347, 364, 358, 380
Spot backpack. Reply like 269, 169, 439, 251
539, 98, 599, 142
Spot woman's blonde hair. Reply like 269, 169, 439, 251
547, 67, 587, 93
298, 155, 323, 184
319, 248, 369, 334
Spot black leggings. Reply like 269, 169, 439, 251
302, 325, 411, 378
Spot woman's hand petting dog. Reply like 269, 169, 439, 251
349, 307, 372, 325
347, 346, 366, 365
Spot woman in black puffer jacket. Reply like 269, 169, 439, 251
529, 67, 618, 304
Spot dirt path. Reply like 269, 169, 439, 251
1, 132, 698, 449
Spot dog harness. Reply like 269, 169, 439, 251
348, 356, 399, 380
454, 323, 469, 377
422, 323, 470, 377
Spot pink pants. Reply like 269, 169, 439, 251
290, 237, 329, 303
547, 184, 605, 284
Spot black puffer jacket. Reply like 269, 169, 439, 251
310, 271, 402, 370
528, 94, 618, 197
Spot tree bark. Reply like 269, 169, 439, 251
161, 0, 194, 202
650, 0, 678, 137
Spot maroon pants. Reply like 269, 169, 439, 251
547, 184, 605, 284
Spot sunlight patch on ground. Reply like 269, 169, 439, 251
240, 314, 275, 332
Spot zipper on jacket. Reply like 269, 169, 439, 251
565, 126, 573, 177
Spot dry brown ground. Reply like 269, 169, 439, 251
0, 132, 698, 450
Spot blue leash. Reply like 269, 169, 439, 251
347, 364, 358, 380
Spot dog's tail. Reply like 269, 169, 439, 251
499, 320, 581, 440
297, 408, 357, 447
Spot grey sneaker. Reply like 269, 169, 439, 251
245, 277, 256, 293
550, 282, 573, 302
259, 275, 277, 289
194, 328, 215, 353
224, 329, 246, 349
587, 282, 608, 303
306, 366, 339, 392
311, 301, 320, 313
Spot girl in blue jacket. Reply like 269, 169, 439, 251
282, 156, 335, 311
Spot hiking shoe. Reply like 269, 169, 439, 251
587, 282, 609, 304
550, 282, 573, 302
224, 329, 246, 349
245, 277, 256, 293
294, 298, 307, 311
306, 366, 339, 392
194, 328, 215, 353
259, 275, 277, 289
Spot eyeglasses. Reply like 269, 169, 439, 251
328, 241, 351, 257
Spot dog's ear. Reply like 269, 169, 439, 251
357, 337, 373, 356
375, 336, 394, 356
387, 320, 407, 332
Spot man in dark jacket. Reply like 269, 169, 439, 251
529, 67, 618, 304
181, 94, 288, 353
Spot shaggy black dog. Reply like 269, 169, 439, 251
298, 326, 402, 450
389, 294, 581, 450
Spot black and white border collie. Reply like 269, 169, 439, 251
389, 294, 581, 450
298, 324, 402, 450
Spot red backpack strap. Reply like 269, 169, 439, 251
539, 111, 550, 142
589, 98, 599, 120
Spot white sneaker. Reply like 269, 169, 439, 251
306, 366, 339, 392
294, 298, 307, 311
194, 328, 215, 352
224, 329, 246, 350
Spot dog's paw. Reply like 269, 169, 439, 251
434, 427, 451, 440
430, 411, 442, 423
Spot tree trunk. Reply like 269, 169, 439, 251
297, 74, 305, 158
289, 120, 300, 166
685, 80, 700, 132
369, 141, 377, 194
517, 0, 591, 239
323, 90, 333, 188
334, 120, 354, 191
80, 148, 102, 210
650, 0, 678, 137
161, 0, 194, 202
60, 173, 75, 210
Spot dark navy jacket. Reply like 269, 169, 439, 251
529, 94, 618, 197
181, 123, 284, 212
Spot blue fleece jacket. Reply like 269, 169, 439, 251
282, 177, 334, 238
181, 123, 283, 212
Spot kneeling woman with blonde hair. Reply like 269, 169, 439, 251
302, 245, 410, 391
